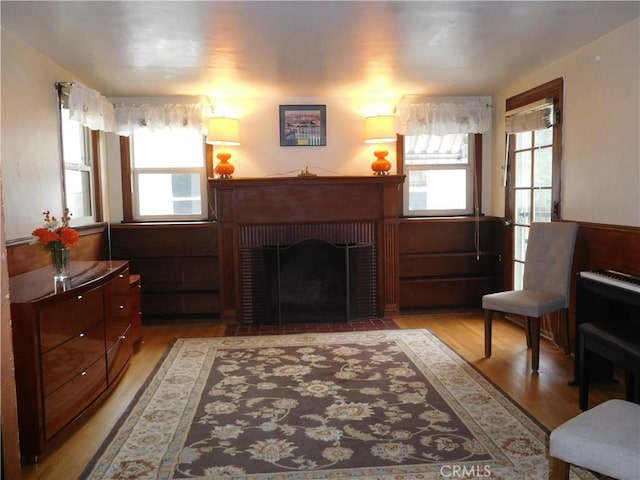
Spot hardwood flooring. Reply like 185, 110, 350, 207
20, 312, 625, 480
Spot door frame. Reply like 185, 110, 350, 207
503, 78, 564, 289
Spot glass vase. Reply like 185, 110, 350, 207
51, 244, 70, 281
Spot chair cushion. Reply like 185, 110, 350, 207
482, 289, 565, 317
549, 399, 640, 480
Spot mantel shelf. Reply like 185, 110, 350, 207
209, 174, 405, 189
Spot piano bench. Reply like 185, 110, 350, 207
549, 399, 640, 480
578, 322, 640, 410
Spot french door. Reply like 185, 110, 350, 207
504, 79, 564, 290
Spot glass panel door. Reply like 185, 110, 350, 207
512, 127, 554, 289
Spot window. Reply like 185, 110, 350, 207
130, 129, 207, 221
60, 106, 96, 224
403, 133, 475, 216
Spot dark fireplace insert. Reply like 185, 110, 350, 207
250, 239, 376, 324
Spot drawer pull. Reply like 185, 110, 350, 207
77, 295, 83, 300
79, 333, 85, 338
119, 305, 125, 309
80, 371, 87, 376
118, 274, 124, 278
120, 335, 126, 340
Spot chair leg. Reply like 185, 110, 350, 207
624, 371, 639, 404
561, 309, 571, 355
530, 316, 540, 372
484, 309, 493, 358
550, 457, 570, 480
579, 336, 590, 411
524, 316, 532, 348
633, 372, 640, 404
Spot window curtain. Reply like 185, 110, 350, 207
505, 98, 555, 133
68, 82, 116, 132
395, 98, 492, 136
113, 101, 210, 136
66, 83, 210, 135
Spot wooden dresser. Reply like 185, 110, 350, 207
9, 260, 133, 462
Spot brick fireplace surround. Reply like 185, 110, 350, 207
209, 175, 405, 323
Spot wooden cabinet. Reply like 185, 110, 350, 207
398, 217, 503, 310
109, 222, 219, 319
9, 261, 133, 462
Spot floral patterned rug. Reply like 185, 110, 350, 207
224, 318, 400, 336
83, 330, 597, 479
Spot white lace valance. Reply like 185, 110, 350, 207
395, 98, 492, 136
68, 82, 116, 132
64, 83, 211, 135
113, 101, 211, 136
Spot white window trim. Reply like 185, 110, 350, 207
61, 107, 96, 226
131, 166, 208, 222
130, 133, 208, 222
403, 133, 475, 217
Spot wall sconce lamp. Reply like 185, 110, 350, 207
364, 115, 396, 175
206, 117, 240, 179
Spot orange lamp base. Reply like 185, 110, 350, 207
371, 149, 391, 175
215, 152, 234, 179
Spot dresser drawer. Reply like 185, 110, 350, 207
104, 269, 130, 318
39, 287, 104, 353
42, 323, 106, 396
106, 324, 133, 385
44, 357, 107, 440
105, 315, 131, 347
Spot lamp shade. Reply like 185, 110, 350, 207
364, 115, 396, 144
206, 117, 240, 145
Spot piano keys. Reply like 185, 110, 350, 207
579, 269, 640, 295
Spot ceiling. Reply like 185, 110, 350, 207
1, 1, 638, 99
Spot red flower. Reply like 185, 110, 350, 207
59, 226, 80, 248
31, 210, 80, 251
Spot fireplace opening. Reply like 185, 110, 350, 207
251, 239, 376, 324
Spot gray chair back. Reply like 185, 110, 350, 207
523, 222, 578, 308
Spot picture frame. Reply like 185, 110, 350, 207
279, 105, 326, 146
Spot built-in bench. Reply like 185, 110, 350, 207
578, 322, 640, 410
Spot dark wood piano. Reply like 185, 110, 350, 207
574, 269, 640, 410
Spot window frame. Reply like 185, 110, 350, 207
398, 133, 483, 217
120, 132, 215, 223
58, 96, 102, 226
503, 77, 564, 290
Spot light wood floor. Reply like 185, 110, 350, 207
21, 312, 625, 480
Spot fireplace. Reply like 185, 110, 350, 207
209, 175, 404, 323
239, 222, 377, 323
251, 239, 376, 324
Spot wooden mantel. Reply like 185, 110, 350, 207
209, 175, 405, 322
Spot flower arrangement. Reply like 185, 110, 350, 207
31, 209, 80, 251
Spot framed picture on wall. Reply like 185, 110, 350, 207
279, 105, 326, 146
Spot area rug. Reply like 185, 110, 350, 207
82, 330, 597, 479
224, 318, 400, 336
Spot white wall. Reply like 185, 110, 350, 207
0, 29, 79, 240
490, 18, 640, 227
